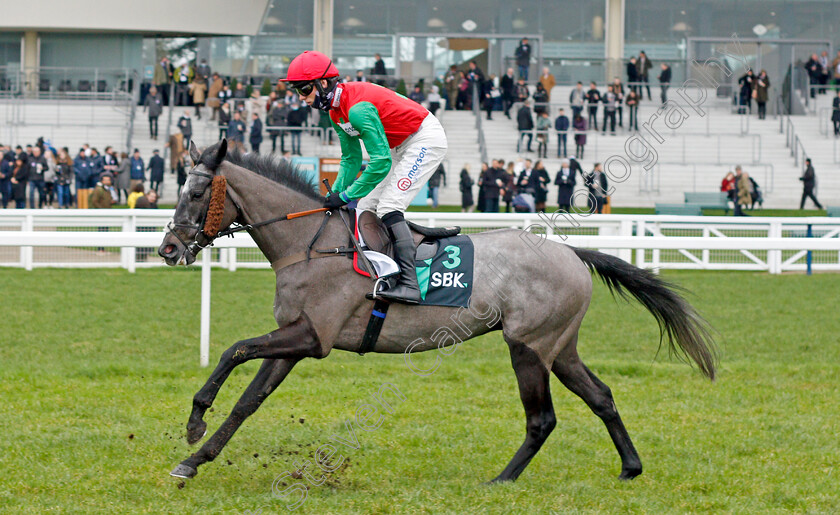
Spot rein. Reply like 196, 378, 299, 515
166, 169, 329, 259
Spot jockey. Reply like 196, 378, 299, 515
282, 50, 448, 304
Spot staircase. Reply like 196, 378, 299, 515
481, 86, 802, 208
789, 91, 840, 208
436, 110, 482, 206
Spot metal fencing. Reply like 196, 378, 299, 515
2, 211, 839, 274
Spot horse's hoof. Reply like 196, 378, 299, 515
618, 466, 642, 481
170, 463, 198, 479
186, 421, 207, 445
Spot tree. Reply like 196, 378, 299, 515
396, 79, 407, 97
260, 78, 272, 96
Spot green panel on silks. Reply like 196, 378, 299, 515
414, 236, 474, 307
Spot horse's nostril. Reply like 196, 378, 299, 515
160, 244, 176, 257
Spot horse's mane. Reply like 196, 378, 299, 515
206, 145, 321, 201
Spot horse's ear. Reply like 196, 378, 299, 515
201, 139, 228, 171
217, 138, 228, 162
189, 140, 201, 164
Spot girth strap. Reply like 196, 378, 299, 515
270, 249, 350, 272
359, 299, 391, 355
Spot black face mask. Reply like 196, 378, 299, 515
312, 82, 335, 111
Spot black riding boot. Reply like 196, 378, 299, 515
378, 220, 421, 304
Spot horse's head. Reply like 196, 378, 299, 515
159, 139, 239, 266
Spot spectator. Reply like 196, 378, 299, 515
154, 56, 173, 106
819, 50, 831, 93
267, 98, 287, 152
227, 111, 247, 150
720, 171, 736, 205
517, 100, 534, 153
174, 61, 194, 106
625, 88, 640, 131
749, 175, 763, 209
501, 161, 516, 213
467, 61, 485, 105
89, 148, 104, 186
355, 70, 367, 82
44, 149, 57, 208
55, 147, 73, 209
833, 90, 840, 136
514, 77, 529, 105
176, 151, 189, 196
459, 164, 474, 212
144, 86, 163, 140
129, 148, 145, 191
516, 159, 535, 195
148, 150, 165, 194
626, 57, 639, 95
658, 63, 672, 104
612, 77, 625, 127
10, 158, 27, 208
805, 54, 821, 98
427, 163, 446, 208
512, 189, 536, 213
427, 85, 442, 117
515, 38, 532, 80
587, 162, 609, 214
569, 81, 585, 119
500, 67, 516, 119
135, 189, 159, 209
601, 85, 617, 135
0, 148, 11, 208
115, 151, 130, 203
585, 82, 601, 131
738, 70, 754, 115
89, 173, 116, 208
799, 158, 823, 210
73, 148, 92, 209
573, 114, 587, 159
637, 51, 653, 101
444, 65, 459, 110
754, 70, 770, 120
249, 112, 264, 153
191, 73, 207, 119
554, 108, 569, 158
736, 171, 752, 214
27, 146, 47, 208
102, 147, 118, 192
372, 53, 386, 77
532, 160, 550, 212
196, 59, 211, 81
218, 83, 233, 108
456, 71, 470, 110
538, 67, 556, 102
532, 82, 548, 116
316, 108, 334, 146
127, 183, 145, 209
732, 166, 745, 216
481, 160, 504, 212
207, 73, 224, 121
178, 110, 193, 147
285, 101, 306, 155
476, 162, 487, 212
554, 158, 576, 212
408, 85, 425, 104
536, 111, 551, 158
482, 76, 497, 120
218, 102, 231, 140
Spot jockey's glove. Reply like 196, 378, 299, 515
323, 191, 350, 209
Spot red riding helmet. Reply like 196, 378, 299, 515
281, 51, 339, 82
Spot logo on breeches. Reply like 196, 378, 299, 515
397, 178, 412, 191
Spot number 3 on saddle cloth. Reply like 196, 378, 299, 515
351, 209, 474, 308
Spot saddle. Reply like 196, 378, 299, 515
349, 209, 460, 266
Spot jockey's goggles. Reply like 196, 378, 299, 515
291, 81, 316, 97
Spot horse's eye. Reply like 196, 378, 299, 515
192, 191, 203, 200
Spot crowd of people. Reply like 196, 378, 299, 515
0, 139, 166, 210
458, 156, 611, 215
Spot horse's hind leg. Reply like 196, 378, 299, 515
171, 357, 298, 479
491, 340, 556, 483
551, 342, 642, 480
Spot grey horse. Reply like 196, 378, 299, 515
159, 140, 716, 482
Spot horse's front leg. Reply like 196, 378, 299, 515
172, 357, 298, 479
186, 314, 326, 444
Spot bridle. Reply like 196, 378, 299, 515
165, 169, 330, 259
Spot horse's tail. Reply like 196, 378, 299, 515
571, 246, 718, 380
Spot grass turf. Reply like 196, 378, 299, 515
1, 267, 838, 514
